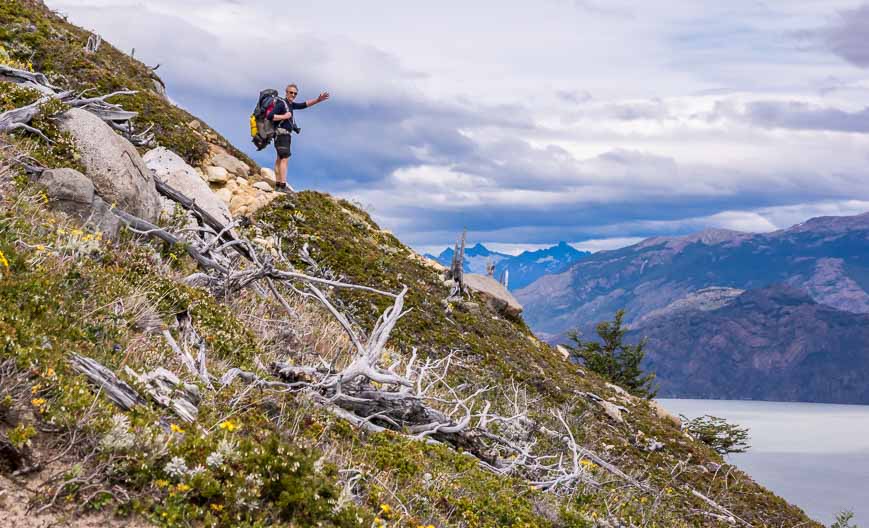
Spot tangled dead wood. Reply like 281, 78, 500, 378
93, 187, 634, 496
0, 65, 153, 146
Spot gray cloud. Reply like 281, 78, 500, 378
823, 3, 869, 68
743, 101, 869, 133
47, 0, 869, 252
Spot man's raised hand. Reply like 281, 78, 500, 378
318, 92, 330, 102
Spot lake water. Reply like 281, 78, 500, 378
659, 399, 869, 526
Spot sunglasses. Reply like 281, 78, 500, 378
288, 91, 298, 96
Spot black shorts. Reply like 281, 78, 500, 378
275, 134, 292, 159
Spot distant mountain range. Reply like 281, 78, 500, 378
425, 242, 589, 290
516, 212, 869, 404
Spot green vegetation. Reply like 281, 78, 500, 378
567, 310, 657, 398
681, 414, 751, 455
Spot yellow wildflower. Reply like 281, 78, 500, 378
45, 367, 55, 378
31, 383, 42, 394
218, 420, 239, 432
155, 479, 170, 488
210, 503, 224, 512
0, 249, 9, 269
175, 483, 191, 493
169, 423, 185, 434
379, 504, 391, 515
31, 398, 46, 407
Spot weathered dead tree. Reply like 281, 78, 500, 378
446, 229, 468, 301
84, 33, 102, 54
71, 355, 201, 423
0, 65, 153, 146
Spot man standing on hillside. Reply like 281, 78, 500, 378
271, 84, 330, 193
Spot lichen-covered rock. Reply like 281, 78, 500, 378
143, 147, 232, 226
253, 181, 273, 192
57, 108, 162, 222
463, 273, 523, 317
37, 167, 120, 236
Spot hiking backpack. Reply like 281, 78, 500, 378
250, 88, 279, 150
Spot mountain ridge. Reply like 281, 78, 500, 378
427, 241, 589, 290
518, 212, 869, 403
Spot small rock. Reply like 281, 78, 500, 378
215, 188, 232, 203
599, 400, 624, 423
260, 167, 276, 184
211, 150, 249, 178
236, 177, 248, 186
649, 400, 682, 428
230, 193, 254, 211
187, 119, 201, 130
205, 166, 229, 183
459, 301, 481, 315
253, 181, 273, 192
556, 345, 571, 360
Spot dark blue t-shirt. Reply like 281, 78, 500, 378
272, 98, 308, 130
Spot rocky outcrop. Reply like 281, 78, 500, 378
142, 147, 232, 225
463, 274, 523, 317
36, 167, 120, 236
57, 108, 162, 222
208, 146, 250, 179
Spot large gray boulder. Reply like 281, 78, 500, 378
57, 108, 162, 222
37, 167, 120, 236
143, 147, 232, 225
463, 274, 523, 317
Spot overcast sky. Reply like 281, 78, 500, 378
48, 0, 869, 254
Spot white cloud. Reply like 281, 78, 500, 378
570, 238, 646, 252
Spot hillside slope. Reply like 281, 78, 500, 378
0, 2, 823, 527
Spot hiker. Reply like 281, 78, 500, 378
271, 84, 330, 193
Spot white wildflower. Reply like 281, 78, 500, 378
206, 451, 224, 468
164, 456, 188, 478
100, 414, 135, 452
216, 438, 238, 462
188, 464, 206, 477
245, 472, 263, 489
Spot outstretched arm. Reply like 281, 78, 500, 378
304, 91, 330, 107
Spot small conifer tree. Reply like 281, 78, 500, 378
680, 415, 750, 455
567, 309, 657, 398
